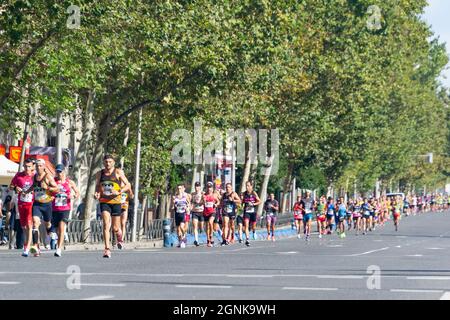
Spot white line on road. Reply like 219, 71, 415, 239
80, 283, 125, 287
176, 285, 232, 289
426, 248, 445, 250
407, 276, 450, 280
276, 251, 297, 254
440, 292, 450, 300
0, 281, 20, 285
327, 245, 343, 248
82, 295, 115, 300
390, 289, 443, 293
317, 275, 364, 279
406, 255, 423, 257
227, 275, 273, 278
283, 287, 338, 291
347, 247, 389, 256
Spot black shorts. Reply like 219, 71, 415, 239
100, 203, 122, 216
236, 216, 243, 225
175, 212, 186, 226
52, 210, 70, 225
222, 211, 236, 220
214, 214, 222, 225
192, 212, 204, 222
244, 211, 257, 223
32, 202, 52, 222
204, 213, 215, 222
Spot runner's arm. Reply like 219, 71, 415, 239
232, 192, 241, 205
70, 180, 80, 200
253, 192, 261, 206
94, 171, 101, 198
117, 169, 131, 194
46, 175, 59, 193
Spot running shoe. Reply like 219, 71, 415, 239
318, 234, 322, 239
29, 245, 38, 255
238, 239, 243, 244
305, 235, 310, 242
194, 240, 199, 247
221, 240, 227, 246
21, 249, 29, 257
103, 248, 111, 258
297, 234, 301, 239
245, 240, 250, 247
54, 248, 62, 257
117, 232, 124, 250
44, 244, 50, 250
50, 232, 57, 250
272, 235, 276, 242
267, 234, 271, 240
207, 241, 212, 247
180, 241, 186, 248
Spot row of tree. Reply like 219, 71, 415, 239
1, 0, 449, 236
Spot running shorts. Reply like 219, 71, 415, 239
100, 203, 122, 216
317, 215, 326, 222
52, 210, 70, 225
32, 202, 53, 222
192, 212, 204, 222
303, 213, 313, 222
18, 203, 33, 228
266, 214, 277, 225
175, 212, 186, 226
244, 211, 257, 223
236, 215, 243, 225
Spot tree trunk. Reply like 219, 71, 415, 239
82, 113, 110, 243
257, 156, 274, 217
280, 162, 294, 213
240, 143, 252, 194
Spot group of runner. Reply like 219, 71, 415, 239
9, 154, 134, 258
7, 153, 450, 255
9, 158, 80, 257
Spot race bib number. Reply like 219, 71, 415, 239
20, 192, 33, 203
225, 204, 233, 213
121, 193, 127, 204
305, 209, 312, 214
34, 188, 46, 201
102, 184, 113, 196
205, 202, 214, 208
327, 210, 334, 215
364, 211, 370, 215
176, 205, 186, 213
245, 205, 255, 213
55, 194, 68, 207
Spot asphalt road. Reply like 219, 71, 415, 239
1, 210, 450, 300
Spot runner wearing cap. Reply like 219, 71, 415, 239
52, 164, 79, 257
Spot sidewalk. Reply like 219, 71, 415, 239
167, 221, 317, 246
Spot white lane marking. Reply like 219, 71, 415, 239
395, 246, 402, 248
80, 283, 125, 287
347, 247, 389, 256
283, 287, 338, 291
396, 236, 407, 238
82, 295, 115, 300
426, 248, 445, 250
276, 251, 297, 254
176, 285, 232, 289
227, 275, 273, 278
327, 245, 343, 248
440, 292, 450, 300
406, 254, 423, 257
407, 276, 450, 280
317, 275, 364, 279
0, 281, 20, 285
390, 289, 443, 293
373, 240, 383, 242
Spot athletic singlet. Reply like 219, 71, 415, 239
293, 202, 303, 218
11, 172, 34, 205
191, 192, 204, 213
362, 203, 370, 215
316, 203, 325, 216
242, 192, 257, 213
338, 204, 347, 216
326, 203, 335, 216
99, 169, 122, 204
53, 178, 71, 211
204, 193, 216, 215
222, 192, 236, 215
174, 193, 188, 214
33, 174, 53, 203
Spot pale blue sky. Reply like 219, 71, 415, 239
423, 0, 450, 88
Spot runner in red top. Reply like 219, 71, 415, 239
9, 158, 35, 257
203, 182, 220, 247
